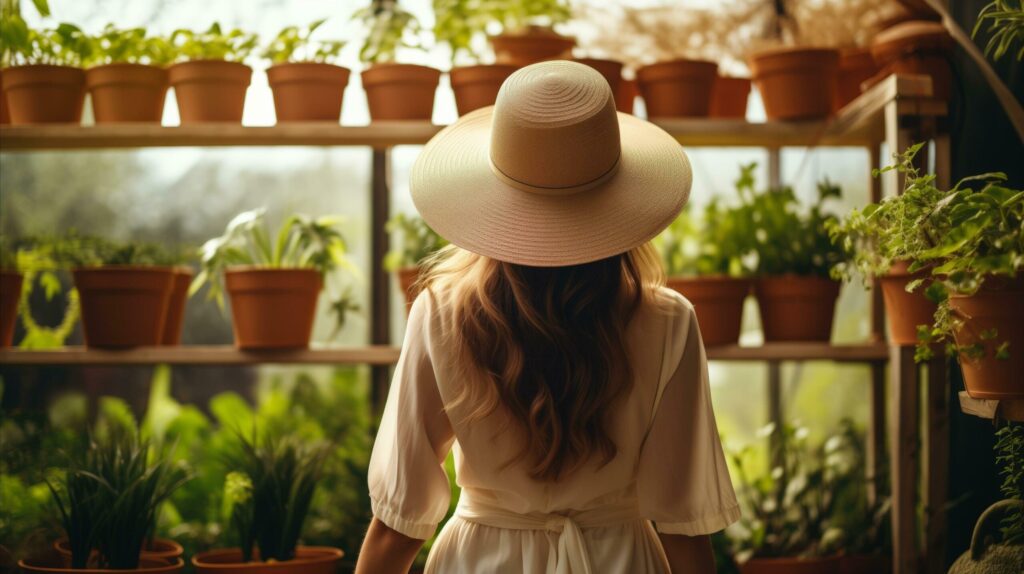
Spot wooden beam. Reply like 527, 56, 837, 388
890, 345, 921, 574
0, 345, 403, 365
370, 149, 392, 415
925, 357, 950, 574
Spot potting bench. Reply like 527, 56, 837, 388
0, 73, 950, 574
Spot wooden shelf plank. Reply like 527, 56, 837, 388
958, 391, 1024, 422
706, 342, 889, 362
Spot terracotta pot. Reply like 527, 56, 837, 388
839, 554, 891, 574
192, 546, 343, 574
20, 557, 184, 574
267, 62, 350, 122
449, 64, 518, 116
616, 78, 637, 114
73, 266, 175, 348
1, 271, 22, 347
666, 276, 750, 346
489, 27, 575, 66
55, 538, 184, 568
161, 267, 192, 345
168, 60, 252, 123
833, 47, 877, 112
224, 268, 321, 349
711, 75, 751, 119
878, 260, 937, 346
871, 21, 952, 101
741, 555, 841, 574
637, 59, 718, 118
754, 275, 841, 342
949, 277, 1024, 399
86, 63, 169, 123
2, 64, 85, 124
0, 68, 9, 124
361, 63, 440, 121
749, 47, 839, 120
573, 58, 622, 100
397, 266, 420, 312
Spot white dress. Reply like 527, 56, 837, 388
368, 286, 740, 574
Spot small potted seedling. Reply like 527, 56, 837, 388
191, 208, 358, 349
263, 19, 349, 123
383, 213, 447, 311
0, 236, 23, 347
192, 433, 343, 574
168, 23, 258, 123
85, 24, 177, 123
485, 0, 575, 66
354, 0, 440, 121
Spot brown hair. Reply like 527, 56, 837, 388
422, 243, 664, 481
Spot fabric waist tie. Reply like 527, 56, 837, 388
455, 494, 641, 574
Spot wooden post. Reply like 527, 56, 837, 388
890, 345, 921, 574
370, 148, 392, 415
925, 357, 950, 574
767, 361, 784, 471
867, 143, 887, 505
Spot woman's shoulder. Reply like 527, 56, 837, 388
646, 285, 697, 318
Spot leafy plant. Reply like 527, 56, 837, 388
974, 0, 1024, 61
383, 213, 447, 272
15, 239, 80, 349
89, 24, 178, 66
352, 0, 424, 64
826, 420, 892, 556
0, 0, 49, 66
171, 22, 258, 63
262, 19, 345, 64
47, 234, 183, 268
995, 423, 1024, 544
431, 0, 571, 64
487, 0, 571, 34
2, 21, 93, 66
657, 201, 753, 277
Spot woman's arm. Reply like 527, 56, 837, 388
354, 518, 425, 574
658, 533, 716, 574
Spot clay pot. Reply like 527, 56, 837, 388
161, 267, 192, 345
878, 260, 937, 345
449, 64, 518, 116
754, 275, 840, 342
1, 270, 22, 347
833, 47, 877, 112
86, 63, 169, 123
192, 546, 344, 574
55, 538, 184, 568
839, 554, 891, 574
168, 60, 252, 123
73, 266, 175, 348
267, 62, 350, 122
361, 63, 440, 121
0, 68, 9, 124
2, 64, 85, 124
741, 556, 841, 574
397, 266, 420, 312
871, 21, 953, 101
949, 277, 1024, 399
666, 276, 750, 346
636, 59, 718, 118
20, 556, 184, 574
573, 58, 622, 100
616, 78, 637, 114
489, 27, 575, 66
711, 75, 751, 119
749, 47, 839, 120
224, 268, 321, 349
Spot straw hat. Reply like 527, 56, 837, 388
411, 60, 692, 267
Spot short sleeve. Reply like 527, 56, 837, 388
368, 292, 455, 539
637, 304, 740, 535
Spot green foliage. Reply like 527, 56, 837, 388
170, 22, 258, 63
89, 24, 178, 66
974, 0, 1024, 61
43, 233, 184, 267
15, 241, 81, 349
491, 0, 572, 32
431, 0, 571, 63
826, 420, 892, 555
352, 0, 424, 64
657, 201, 753, 278
2, 21, 93, 66
383, 213, 447, 272
262, 19, 345, 64
995, 423, 1024, 544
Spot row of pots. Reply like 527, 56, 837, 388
740, 553, 890, 574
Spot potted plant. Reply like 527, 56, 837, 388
833, 47, 877, 112
657, 201, 752, 347
263, 19, 350, 123
486, 0, 574, 66
711, 75, 751, 119
85, 25, 176, 123
749, 46, 839, 120
383, 213, 447, 311
637, 57, 718, 118
162, 255, 194, 346
192, 433, 343, 574
191, 208, 358, 349
0, 19, 92, 124
0, 236, 23, 347
168, 23, 257, 123
0, 0, 50, 123
870, 21, 952, 101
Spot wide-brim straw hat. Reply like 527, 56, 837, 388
411, 60, 692, 267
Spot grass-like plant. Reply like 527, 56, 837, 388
352, 0, 424, 64
171, 22, 258, 63
89, 24, 178, 66
657, 200, 754, 278
974, 0, 1024, 61
383, 213, 447, 272
262, 19, 345, 64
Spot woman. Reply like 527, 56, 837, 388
356, 61, 739, 574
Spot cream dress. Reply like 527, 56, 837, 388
368, 286, 740, 574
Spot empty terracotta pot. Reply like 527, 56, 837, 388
0, 69, 9, 124
573, 58, 623, 100
871, 20, 953, 101
2, 64, 85, 124
168, 60, 252, 123
749, 47, 839, 120
839, 554, 892, 574
450, 64, 518, 116
950, 276, 1024, 399
833, 47, 877, 112
192, 546, 344, 574
267, 62, 350, 122
616, 78, 637, 114
73, 266, 175, 348
225, 268, 321, 349
711, 75, 751, 118
878, 260, 937, 345
666, 276, 750, 346
741, 556, 841, 574
636, 59, 718, 118
161, 267, 193, 345
1, 271, 22, 347
397, 266, 420, 312
86, 63, 169, 123
361, 63, 440, 121
754, 275, 841, 342
490, 27, 575, 66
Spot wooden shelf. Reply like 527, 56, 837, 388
706, 342, 889, 363
958, 391, 1024, 422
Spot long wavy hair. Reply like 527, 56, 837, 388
421, 243, 664, 481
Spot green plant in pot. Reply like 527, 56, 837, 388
656, 200, 753, 347
191, 208, 358, 349
84, 24, 177, 123
263, 19, 349, 123
168, 22, 257, 123
191, 431, 343, 574
483, 0, 575, 67
383, 213, 447, 311
354, 0, 440, 121
0, 235, 24, 347
12, 236, 81, 349
0, 0, 49, 123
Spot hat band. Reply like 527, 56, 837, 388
488, 154, 621, 196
